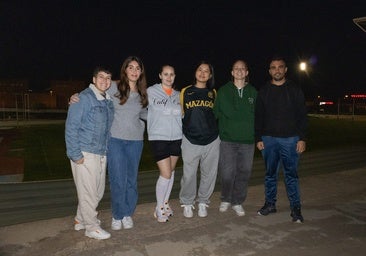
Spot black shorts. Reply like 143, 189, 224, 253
149, 140, 182, 162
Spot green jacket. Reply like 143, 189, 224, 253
213, 81, 257, 144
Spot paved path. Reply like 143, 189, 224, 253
1, 146, 366, 227
0, 167, 365, 256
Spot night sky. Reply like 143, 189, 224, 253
1, 0, 366, 98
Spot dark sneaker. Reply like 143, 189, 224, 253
257, 202, 277, 216
291, 207, 304, 223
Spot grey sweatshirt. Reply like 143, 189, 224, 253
147, 83, 182, 141
108, 81, 147, 140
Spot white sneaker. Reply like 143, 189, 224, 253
232, 204, 245, 216
164, 202, 174, 217
181, 204, 194, 218
111, 218, 122, 230
74, 219, 101, 231
85, 228, 111, 240
219, 202, 231, 212
74, 220, 84, 231
154, 206, 169, 223
198, 203, 209, 218
122, 216, 134, 229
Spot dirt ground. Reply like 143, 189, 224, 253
0, 127, 23, 176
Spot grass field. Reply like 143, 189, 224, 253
5, 116, 366, 181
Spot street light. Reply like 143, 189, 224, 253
299, 62, 307, 72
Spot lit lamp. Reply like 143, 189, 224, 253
299, 62, 307, 72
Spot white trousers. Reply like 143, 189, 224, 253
71, 152, 106, 231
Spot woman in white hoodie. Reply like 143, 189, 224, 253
147, 65, 182, 222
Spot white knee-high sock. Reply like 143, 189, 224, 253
156, 176, 170, 208
164, 171, 175, 203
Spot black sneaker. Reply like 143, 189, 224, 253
257, 202, 277, 216
291, 207, 304, 223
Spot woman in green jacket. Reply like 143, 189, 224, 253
213, 60, 257, 216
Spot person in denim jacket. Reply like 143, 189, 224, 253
65, 67, 114, 240
68, 56, 148, 231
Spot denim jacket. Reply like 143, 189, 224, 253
65, 84, 114, 162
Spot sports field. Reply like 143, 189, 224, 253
1, 115, 366, 182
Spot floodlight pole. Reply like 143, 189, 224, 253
352, 98, 356, 121
352, 17, 365, 120
353, 17, 366, 33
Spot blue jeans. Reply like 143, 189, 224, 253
261, 136, 301, 209
107, 137, 143, 219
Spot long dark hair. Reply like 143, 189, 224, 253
193, 60, 215, 89
116, 56, 148, 107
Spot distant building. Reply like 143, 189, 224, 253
0, 79, 29, 93
49, 80, 87, 109
0, 79, 86, 110
0, 79, 29, 110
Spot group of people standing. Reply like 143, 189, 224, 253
65, 55, 307, 240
